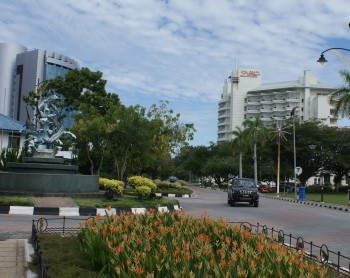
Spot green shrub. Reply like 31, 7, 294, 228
338, 186, 350, 193
128, 176, 157, 192
178, 179, 187, 186
99, 178, 124, 196
219, 182, 229, 189
135, 185, 151, 199
158, 180, 182, 190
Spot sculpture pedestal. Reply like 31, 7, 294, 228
0, 157, 98, 194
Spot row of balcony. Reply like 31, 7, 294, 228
246, 98, 299, 104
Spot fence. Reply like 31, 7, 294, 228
31, 216, 350, 277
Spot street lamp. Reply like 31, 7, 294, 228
317, 48, 350, 64
291, 107, 298, 199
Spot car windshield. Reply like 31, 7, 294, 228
232, 180, 255, 188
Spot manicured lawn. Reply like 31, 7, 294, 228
269, 192, 349, 206
72, 195, 179, 208
0, 195, 34, 206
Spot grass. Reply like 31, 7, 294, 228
270, 192, 349, 206
0, 194, 34, 206
29, 234, 100, 278
72, 195, 179, 208
0, 187, 192, 207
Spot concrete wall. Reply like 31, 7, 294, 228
0, 172, 99, 193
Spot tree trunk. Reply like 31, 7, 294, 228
239, 151, 242, 178
254, 143, 257, 185
86, 144, 94, 175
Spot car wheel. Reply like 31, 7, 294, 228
254, 201, 259, 207
230, 200, 235, 207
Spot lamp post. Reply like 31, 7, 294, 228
291, 107, 298, 199
317, 48, 350, 64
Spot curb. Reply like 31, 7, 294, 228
260, 194, 350, 213
0, 205, 182, 216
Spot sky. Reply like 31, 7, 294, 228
1, 0, 350, 146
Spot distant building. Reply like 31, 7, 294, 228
0, 43, 79, 123
217, 69, 336, 142
0, 113, 26, 152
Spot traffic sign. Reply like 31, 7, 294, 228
295, 167, 302, 176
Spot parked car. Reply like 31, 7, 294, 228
168, 176, 178, 183
228, 178, 259, 207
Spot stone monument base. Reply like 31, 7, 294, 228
0, 157, 99, 194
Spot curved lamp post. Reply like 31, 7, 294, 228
317, 48, 350, 64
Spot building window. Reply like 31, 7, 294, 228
8, 134, 20, 149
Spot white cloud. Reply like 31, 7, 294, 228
1, 0, 350, 145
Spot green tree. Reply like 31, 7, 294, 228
330, 69, 350, 117
243, 116, 268, 184
231, 126, 247, 178
146, 100, 196, 178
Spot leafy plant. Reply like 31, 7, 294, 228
99, 177, 124, 196
78, 210, 328, 277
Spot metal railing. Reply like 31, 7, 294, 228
31, 217, 350, 277
230, 221, 350, 276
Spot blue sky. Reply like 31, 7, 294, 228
1, 0, 350, 146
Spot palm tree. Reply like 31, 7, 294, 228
330, 69, 350, 117
271, 119, 289, 196
243, 116, 268, 185
231, 126, 247, 178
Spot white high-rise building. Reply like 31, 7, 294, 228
217, 69, 336, 142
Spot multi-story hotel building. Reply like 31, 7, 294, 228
0, 43, 80, 123
217, 68, 336, 142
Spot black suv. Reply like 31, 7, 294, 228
227, 178, 259, 207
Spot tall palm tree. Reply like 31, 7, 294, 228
330, 69, 350, 117
243, 116, 268, 185
231, 126, 247, 178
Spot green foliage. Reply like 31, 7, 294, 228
157, 180, 182, 189
78, 211, 327, 277
128, 176, 157, 192
135, 185, 152, 199
0, 147, 20, 170
99, 178, 124, 195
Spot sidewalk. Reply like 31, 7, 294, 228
0, 239, 26, 278
260, 194, 350, 212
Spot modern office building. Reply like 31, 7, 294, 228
0, 43, 79, 123
217, 68, 336, 142
0, 43, 27, 118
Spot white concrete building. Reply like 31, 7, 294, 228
217, 69, 336, 142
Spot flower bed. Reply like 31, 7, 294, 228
78, 209, 327, 277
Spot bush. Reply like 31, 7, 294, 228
337, 186, 350, 193
128, 176, 157, 192
99, 178, 124, 196
135, 185, 151, 200
157, 180, 182, 190
177, 179, 187, 186
306, 184, 334, 193
78, 211, 328, 277
219, 182, 229, 189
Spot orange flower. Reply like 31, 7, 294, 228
150, 231, 156, 240
107, 241, 112, 247
257, 242, 264, 253
106, 205, 112, 211
136, 266, 144, 276
309, 264, 315, 272
173, 247, 180, 257
184, 251, 191, 261
149, 208, 155, 213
